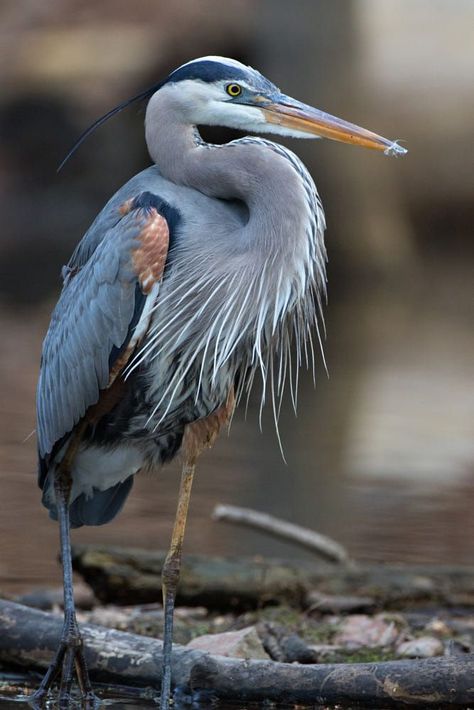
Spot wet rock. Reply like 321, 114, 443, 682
187, 625, 270, 660
334, 614, 399, 648
396, 636, 444, 658
425, 618, 451, 636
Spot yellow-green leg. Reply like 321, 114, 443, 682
159, 460, 195, 710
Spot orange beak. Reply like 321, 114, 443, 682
260, 95, 407, 156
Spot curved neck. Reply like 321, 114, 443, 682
146, 90, 307, 207
146, 112, 258, 203
145, 90, 313, 268
144, 90, 326, 364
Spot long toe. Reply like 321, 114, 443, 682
59, 646, 76, 707
30, 641, 98, 709
29, 689, 47, 709
30, 645, 66, 708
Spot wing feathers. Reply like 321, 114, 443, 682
37, 195, 173, 458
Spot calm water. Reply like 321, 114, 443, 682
0, 675, 388, 709
0, 693, 333, 710
1, 267, 473, 596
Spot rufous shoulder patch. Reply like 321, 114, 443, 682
118, 198, 135, 216
132, 209, 170, 294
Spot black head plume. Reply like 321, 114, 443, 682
57, 82, 163, 172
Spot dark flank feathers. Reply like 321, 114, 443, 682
46, 477, 135, 528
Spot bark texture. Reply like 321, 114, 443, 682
71, 545, 474, 610
1, 600, 473, 707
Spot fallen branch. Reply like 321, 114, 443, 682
71, 546, 312, 609
0, 600, 472, 707
212, 503, 349, 563
71, 545, 474, 610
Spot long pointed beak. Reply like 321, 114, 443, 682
260, 95, 407, 157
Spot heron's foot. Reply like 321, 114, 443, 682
30, 616, 100, 709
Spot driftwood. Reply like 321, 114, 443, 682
0, 600, 472, 707
72, 546, 312, 609
71, 545, 474, 610
212, 503, 349, 563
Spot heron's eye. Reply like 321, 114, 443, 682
226, 83, 242, 97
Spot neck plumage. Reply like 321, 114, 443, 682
142, 92, 327, 423
145, 90, 327, 318
145, 94, 312, 248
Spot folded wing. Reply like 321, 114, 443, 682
36, 192, 176, 460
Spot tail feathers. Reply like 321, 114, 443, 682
44, 476, 134, 528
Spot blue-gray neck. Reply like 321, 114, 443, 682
142, 90, 328, 429
145, 94, 313, 252
145, 88, 327, 322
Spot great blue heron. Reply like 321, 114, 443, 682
34, 56, 406, 709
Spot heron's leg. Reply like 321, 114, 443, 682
31, 467, 98, 709
160, 459, 196, 710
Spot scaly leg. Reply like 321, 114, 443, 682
31, 468, 98, 709
159, 459, 195, 710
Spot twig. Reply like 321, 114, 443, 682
212, 503, 349, 563
0, 600, 472, 707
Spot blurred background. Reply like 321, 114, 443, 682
1, 0, 473, 595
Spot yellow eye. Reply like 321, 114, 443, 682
226, 83, 242, 97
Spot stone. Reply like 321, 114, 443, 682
396, 636, 444, 658
334, 614, 399, 648
425, 618, 450, 636
187, 625, 270, 660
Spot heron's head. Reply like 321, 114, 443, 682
147, 56, 406, 157
59, 55, 406, 170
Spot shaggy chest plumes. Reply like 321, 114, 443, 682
91, 136, 327, 464
127, 138, 323, 431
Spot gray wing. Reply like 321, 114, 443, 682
37, 192, 175, 458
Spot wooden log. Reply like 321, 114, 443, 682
71, 546, 312, 609
0, 599, 200, 688
189, 653, 474, 707
71, 545, 474, 610
0, 600, 472, 707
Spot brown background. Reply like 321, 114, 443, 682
0, 0, 473, 594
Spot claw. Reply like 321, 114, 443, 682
30, 622, 100, 709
